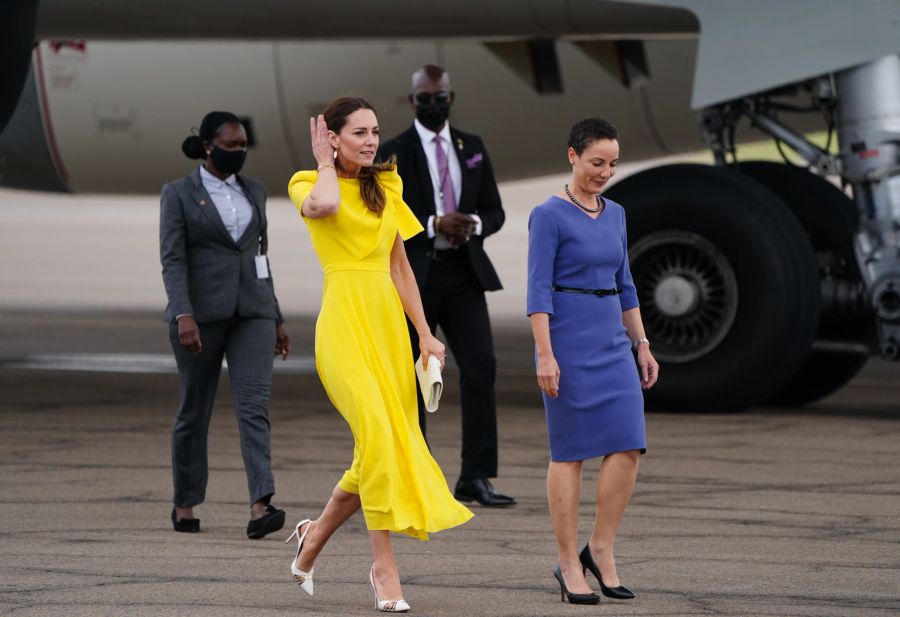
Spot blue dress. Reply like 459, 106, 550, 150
527, 195, 646, 462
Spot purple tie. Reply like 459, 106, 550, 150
434, 135, 457, 214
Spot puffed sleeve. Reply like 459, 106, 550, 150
380, 168, 423, 240
616, 208, 640, 311
527, 205, 559, 315
287, 170, 318, 217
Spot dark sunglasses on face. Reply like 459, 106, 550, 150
414, 91, 451, 105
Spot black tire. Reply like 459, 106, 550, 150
767, 348, 868, 406
605, 164, 820, 411
737, 162, 869, 405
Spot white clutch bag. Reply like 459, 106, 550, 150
415, 354, 443, 413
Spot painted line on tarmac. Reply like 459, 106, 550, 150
0, 352, 316, 375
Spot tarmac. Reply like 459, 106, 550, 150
1, 310, 899, 617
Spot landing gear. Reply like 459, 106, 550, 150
689, 54, 900, 407
605, 164, 820, 410
737, 162, 870, 405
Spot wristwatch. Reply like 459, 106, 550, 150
632, 337, 650, 349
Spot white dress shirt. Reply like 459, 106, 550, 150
199, 164, 254, 243
413, 119, 482, 247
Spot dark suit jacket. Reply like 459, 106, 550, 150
159, 167, 283, 324
378, 125, 504, 291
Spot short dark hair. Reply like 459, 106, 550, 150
411, 64, 450, 90
423, 64, 446, 81
568, 117, 618, 155
181, 111, 241, 160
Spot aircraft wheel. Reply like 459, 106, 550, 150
766, 349, 868, 406
604, 164, 820, 410
738, 162, 869, 405
0, 1, 39, 133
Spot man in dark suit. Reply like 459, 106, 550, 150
378, 65, 515, 507
160, 112, 290, 537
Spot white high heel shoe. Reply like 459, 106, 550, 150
369, 567, 410, 613
284, 519, 314, 596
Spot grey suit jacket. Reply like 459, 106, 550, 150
159, 167, 284, 324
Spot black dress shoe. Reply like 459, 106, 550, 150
247, 504, 286, 539
579, 544, 635, 600
553, 565, 600, 604
453, 478, 516, 507
171, 507, 199, 533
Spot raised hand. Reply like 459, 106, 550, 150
309, 115, 335, 167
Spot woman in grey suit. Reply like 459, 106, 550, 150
160, 111, 291, 538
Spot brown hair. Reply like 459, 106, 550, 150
323, 96, 396, 214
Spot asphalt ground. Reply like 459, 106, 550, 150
1, 311, 899, 616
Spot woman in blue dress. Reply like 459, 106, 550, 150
527, 117, 659, 605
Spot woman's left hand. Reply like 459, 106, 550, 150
419, 333, 446, 371
274, 323, 291, 360
637, 346, 659, 389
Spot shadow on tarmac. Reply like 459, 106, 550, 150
1, 311, 898, 616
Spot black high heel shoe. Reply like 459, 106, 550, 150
579, 544, 635, 600
553, 565, 600, 605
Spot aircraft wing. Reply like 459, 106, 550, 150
26, 0, 900, 108
636, 0, 900, 108
35, 1, 698, 40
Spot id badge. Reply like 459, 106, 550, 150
255, 255, 270, 279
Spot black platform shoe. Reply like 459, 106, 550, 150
171, 507, 199, 533
579, 544, 635, 600
553, 565, 600, 605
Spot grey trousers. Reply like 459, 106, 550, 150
169, 315, 276, 507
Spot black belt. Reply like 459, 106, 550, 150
552, 285, 621, 297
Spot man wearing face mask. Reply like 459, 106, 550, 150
160, 111, 291, 538
378, 65, 515, 508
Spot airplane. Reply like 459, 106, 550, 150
1, 0, 898, 411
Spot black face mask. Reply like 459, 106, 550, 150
415, 103, 450, 132
208, 146, 247, 176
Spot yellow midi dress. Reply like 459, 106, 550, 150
288, 168, 473, 540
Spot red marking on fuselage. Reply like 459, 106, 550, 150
49, 40, 86, 54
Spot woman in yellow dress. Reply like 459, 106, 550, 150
286, 96, 473, 613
